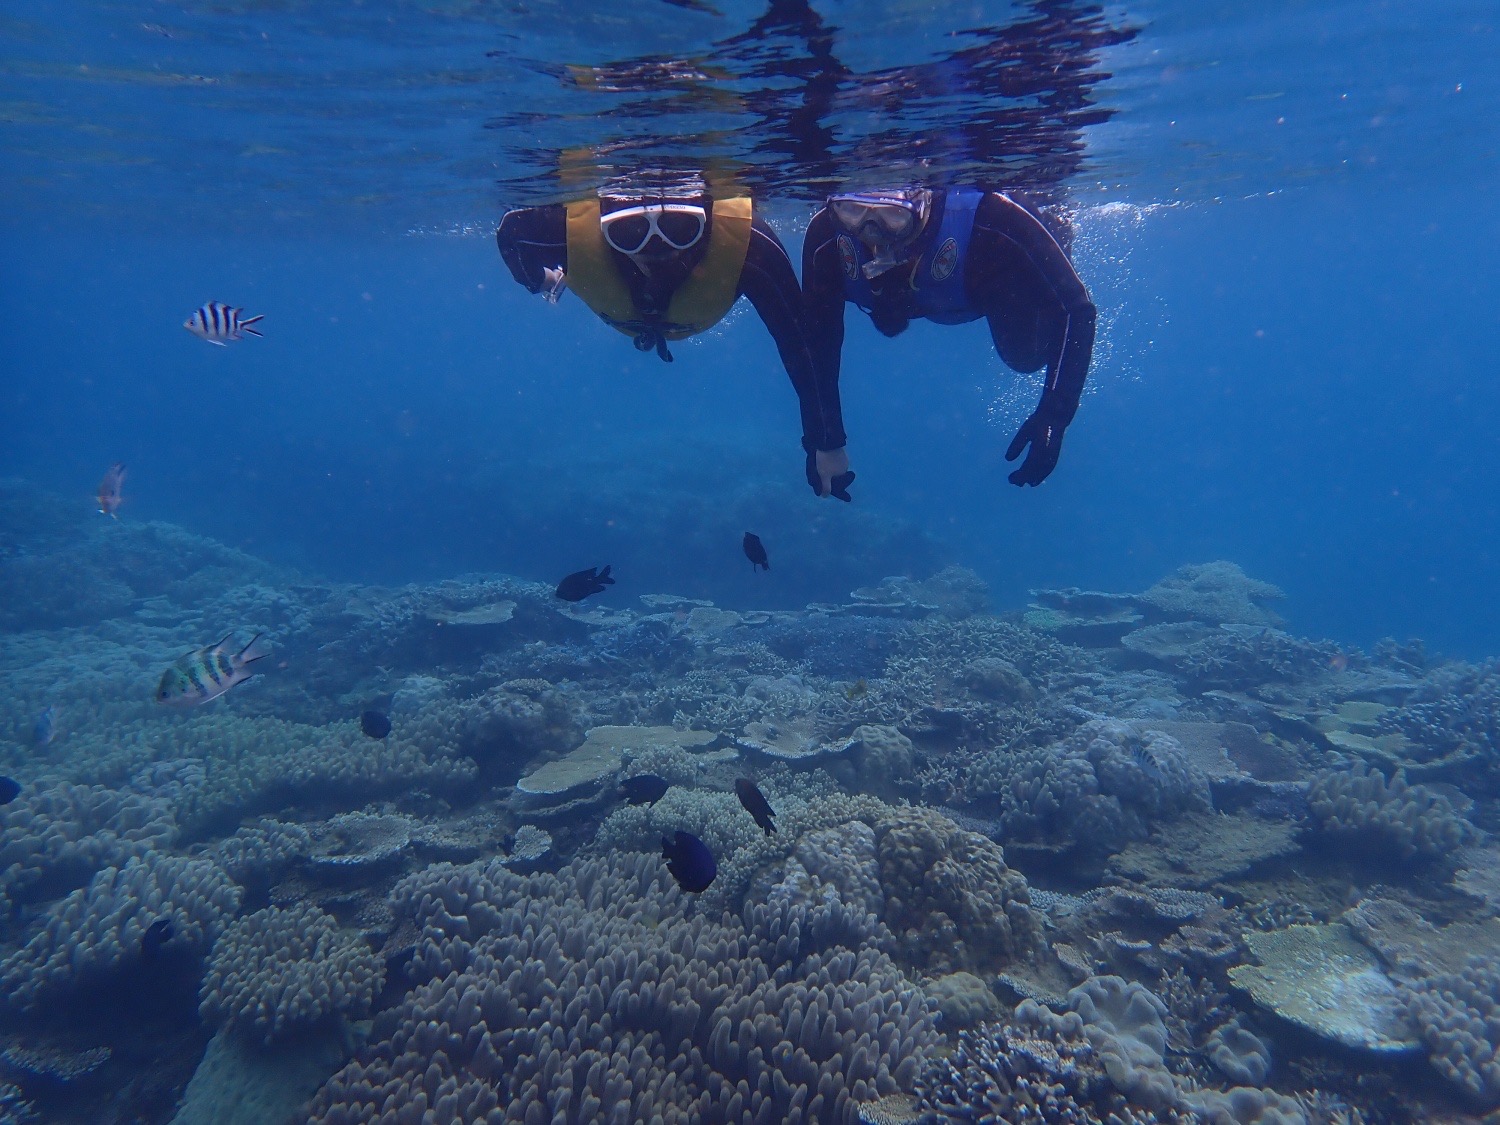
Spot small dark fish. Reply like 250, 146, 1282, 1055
0, 777, 19, 806
661, 831, 716, 893
184, 302, 264, 345
98, 461, 127, 519
32, 706, 56, 748
360, 709, 391, 739
555, 565, 614, 602
734, 778, 777, 837
742, 532, 769, 572
142, 918, 175, 960
620, 774, 671, 806
499, 833, 515, 856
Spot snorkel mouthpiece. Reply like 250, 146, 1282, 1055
830, 189, 932, 277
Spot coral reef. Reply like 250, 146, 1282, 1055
916, 975, 1307, 1124
1306, 762, 1477, 861
0, 484, 1491, 1125
309, 851, 936, 1123
1401, 954, 1500, 1108
1228, 924, 1417, 1054
0, 853, 241, 1010
874, 806, 1046, 976
1138, 562, 1285, 627
0, 781, 177, 921
201, 903, 384, 1045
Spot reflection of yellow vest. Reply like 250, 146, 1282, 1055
564, 197, 753, 340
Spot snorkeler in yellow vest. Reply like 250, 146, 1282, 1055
497, 185, 851, 498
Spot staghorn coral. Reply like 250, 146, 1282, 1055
1380, 657, 1500, 769
917, 977, 1304, 1125
874, 806, 1045, 976
1306, 762, 1477, 861
308, 851, 936, 1124
0, 853, 241, 1010
201, 903, 384, 1046
914, 990, 1184, 1124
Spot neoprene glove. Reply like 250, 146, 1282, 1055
1004, 413, 1066, 486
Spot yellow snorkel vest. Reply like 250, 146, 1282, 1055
564, 196, 753, 342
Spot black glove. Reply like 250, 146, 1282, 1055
1004, 413, 1066, 486
804, 450, 856, 502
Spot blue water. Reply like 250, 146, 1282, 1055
4, 0, 1498, 653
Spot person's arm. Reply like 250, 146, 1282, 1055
741, 213, 853, 499
495, 206, 568, 294
970, 192, 1097, 486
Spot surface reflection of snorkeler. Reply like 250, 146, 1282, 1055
802, 186, 1097, 492
496, 182, 845, 496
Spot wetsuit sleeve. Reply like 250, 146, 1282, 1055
797, 208, 850, 452
495, 206, 568, 293
739, 214, 846, 453
969, 192, 1096, 428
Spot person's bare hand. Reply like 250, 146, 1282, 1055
805, 447, 855, 501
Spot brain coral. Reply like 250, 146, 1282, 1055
873, 806, 1045, 976
201, 903, 385, 1045
307, 850, 936, 1124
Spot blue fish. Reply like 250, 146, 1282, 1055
661, 831, 716, 893
31, 706, 56, 748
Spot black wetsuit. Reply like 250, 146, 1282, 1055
496, 206, 841, 467
802, 190, 1097, 486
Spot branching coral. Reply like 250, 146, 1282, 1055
201, 903, 384, 1045
309, 851, 936, 1124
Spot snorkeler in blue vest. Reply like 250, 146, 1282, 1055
802, 187, 1098, 495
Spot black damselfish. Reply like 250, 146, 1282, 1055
0, 777, 19, 806
619, 774, 671, 806
742, 532, 769, 571
661, 831, 716, 892
142, 918, 175, 961
556, 565, 615, 602
734, 778, 777, 836
360, 709, 392, 739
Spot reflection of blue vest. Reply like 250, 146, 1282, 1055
837, 188, 985, 325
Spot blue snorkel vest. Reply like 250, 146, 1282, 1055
836, 187, 985, 325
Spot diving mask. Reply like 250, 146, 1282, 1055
829, 190, 932, 277
601, 203, 709, 256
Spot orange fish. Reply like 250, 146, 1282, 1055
97, 462, 126, 519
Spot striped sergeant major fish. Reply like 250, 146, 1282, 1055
156, 633, 270, 706
183, 302, 264, 345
